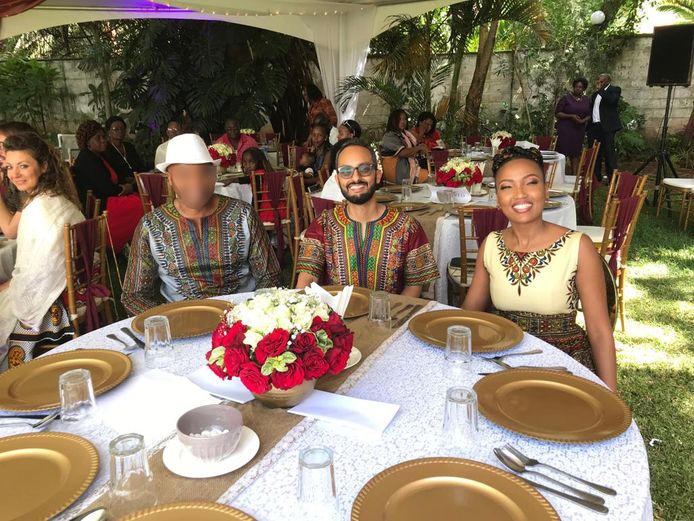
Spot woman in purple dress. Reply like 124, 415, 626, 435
555, 78, 591, 177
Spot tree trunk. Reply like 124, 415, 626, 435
461, 20, 499, 135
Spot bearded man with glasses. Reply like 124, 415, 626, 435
295, 139, 438, 297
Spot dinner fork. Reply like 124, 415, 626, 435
0, 410, 59, 430
504, 444, 617, 495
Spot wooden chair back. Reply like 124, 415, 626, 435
601, 171, 648, 226
543, 161, 558, 188
135, 172, 170, 214
84, 190, 101, 218
63, 213, 113, 337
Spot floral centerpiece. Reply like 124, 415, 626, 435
208, 143, 236, 170
206, 289, 354, 407
436, 157, 483, 189
490, 130, 516, 150
240, 128, 256, 135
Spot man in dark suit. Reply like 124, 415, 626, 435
587, 73, 621, 183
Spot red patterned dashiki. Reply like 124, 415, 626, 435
297, 205, 439, 293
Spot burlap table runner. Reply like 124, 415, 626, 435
82, 293, 429, 512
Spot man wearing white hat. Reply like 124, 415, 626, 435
121, 134, 280, 315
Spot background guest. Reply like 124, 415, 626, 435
0, 132, 84, 370
304, 83, 338, 127
411, 111, 445, 150
381, 109, 428, 184
337, 119, 362, 141
215, 117, 257, 164
241, 147, 287, 222
588, 73, 622, 183
0, 121, 35, 238
555, 78, 591, 178
154, 118, 182, 170
103, 115, 144, 181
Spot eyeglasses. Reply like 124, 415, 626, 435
336, 163, 375, 179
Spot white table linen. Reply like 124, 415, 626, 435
0, 239, 16, 283
0, 294, 651, 521
214, 183, 253, 203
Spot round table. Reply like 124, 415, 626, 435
0, 293, 651, 521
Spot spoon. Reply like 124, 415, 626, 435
494, 448, 608, 511
68, 507, 108, 521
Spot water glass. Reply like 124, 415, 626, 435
441, 387, 479, 453
59, 368, 97, 422
109, 433, 157, 517
298, 446, 338, 519
368, 291, 391, 328
445, 325, 473, 374
401, 178, 412, 203
144, 315, 174, 369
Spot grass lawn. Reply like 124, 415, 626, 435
593, 184, 694, 521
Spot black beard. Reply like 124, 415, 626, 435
340, 180, 377, 205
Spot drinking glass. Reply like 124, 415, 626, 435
368, 291, 391, 328
59, 368, 97, 422
444, 325, 472, 372
401, 178, 412, 203
109, 433, 157, 517
144, 315, 174, 369
298, 446, 338, 519
441, 387, 479, 453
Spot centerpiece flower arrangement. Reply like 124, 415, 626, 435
490, 130, 516, 149
208, 143, 236, 169
206, 289, 353, 404
240, 128, 256, 135
436, 157, 483, 188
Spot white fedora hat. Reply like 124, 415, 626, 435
156, 133, 220, 172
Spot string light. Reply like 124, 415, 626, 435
143, 1, 352, 17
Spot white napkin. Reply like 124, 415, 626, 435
490, 137, 502, 148
97, 369, 218, 441
288, 390, 400, 435
187, 366, 254, 404
429, 186, 472, 204
318, 172, 345, 202
515, 140, 539, 150
305, 282, 353, 318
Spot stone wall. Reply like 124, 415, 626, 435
354, 34, 693, 138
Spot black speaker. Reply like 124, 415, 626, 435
647, 24, 694, 86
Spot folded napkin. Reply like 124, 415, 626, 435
319, 172, 345, 202
187, 366, 254, 404
288, 390, 400, 435
429, 186, 472, 205
515, 140, 539, 149
98, 369, 218, 441
305, 282, 353, 318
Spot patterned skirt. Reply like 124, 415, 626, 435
2, 300, 74, 371
498, 310, 596, 372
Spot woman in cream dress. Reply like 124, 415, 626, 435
0, 132, 84, 370
463, 147, 617, 391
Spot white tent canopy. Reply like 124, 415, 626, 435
1, 0, 457, 120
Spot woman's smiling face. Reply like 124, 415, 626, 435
495, 158, 547, 224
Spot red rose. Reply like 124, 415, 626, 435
212, 321, 247, 349
254, 328, 290, 364
291, 332, 318, 354
325, 346, 351, 375
223, 346, 251, 377
310, 316, 327, 333
271, 359, 306, 390
333, 332, 354, 351
301, 347, 330, 379
326, 312, 349, 335
207, 358, 227, 379
239, 362, 271, 394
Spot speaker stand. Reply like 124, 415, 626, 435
634, 85, 679, 204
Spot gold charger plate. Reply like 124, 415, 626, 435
470, 187, 490, 196
548, 189, 567, 198
376, 193, 397, 203
474, 369, 632, 443
544, 200, 562, 209
321, 285, 370, 319
391, 202, 429, 212
0, 349, 132, 412
352, 457, 558, 521
0, 432, 98, 521
119, 502, 255, 521
408, 310, 523, 352
131, 299, 230, 339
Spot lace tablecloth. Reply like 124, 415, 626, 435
214, 183, 253, 203
0, 298, 652, 521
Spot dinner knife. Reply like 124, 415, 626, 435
120, 327, 145, 348
522, 477, 609, 514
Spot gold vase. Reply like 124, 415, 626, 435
252, 379, 316, 408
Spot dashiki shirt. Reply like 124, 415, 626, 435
297, 205, 438, 294
483, 230, 595, 371
122, 196, 281, 316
